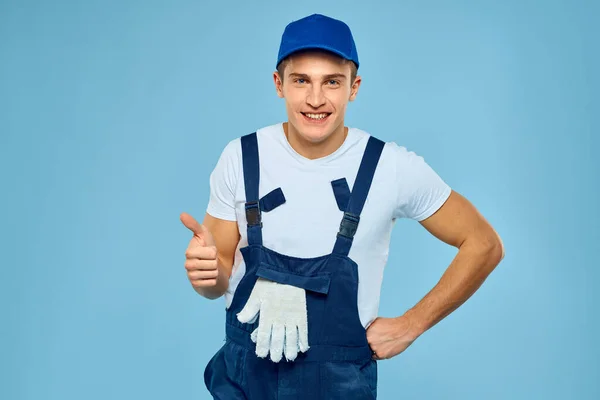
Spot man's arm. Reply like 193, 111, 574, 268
367, 189, 504, 360
405, 189, 505, 337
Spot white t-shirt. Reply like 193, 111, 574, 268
206, 122, 452, 328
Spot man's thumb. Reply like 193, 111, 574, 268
180, 212, 202, 235
180, 213, 215, 246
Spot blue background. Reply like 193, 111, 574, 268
1, 0, 598, 399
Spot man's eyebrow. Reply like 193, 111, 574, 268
287, 73, 348, 80
288, 73, 309, 79
323, 73, 347, 80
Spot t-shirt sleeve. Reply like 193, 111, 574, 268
391, 143, 452, 221
206, 139, 241, 221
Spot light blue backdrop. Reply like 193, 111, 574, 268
1, 0, 598, 399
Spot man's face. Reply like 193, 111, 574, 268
274, 51, 361, 143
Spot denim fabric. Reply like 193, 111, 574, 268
204, 132, 385, 399
204, 338, 378, 399
331, 177, 351, 212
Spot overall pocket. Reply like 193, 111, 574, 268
319, 360, 377, 400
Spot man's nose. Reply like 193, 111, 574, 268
306, 86, 326, 108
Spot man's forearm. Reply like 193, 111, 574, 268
404, 238, 504, 338
194, 259, 231, 300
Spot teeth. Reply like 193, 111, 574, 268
305, 113, 328, 120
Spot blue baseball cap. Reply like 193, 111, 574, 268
276, 14, 359, 69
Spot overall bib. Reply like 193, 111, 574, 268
204, 132, 385, 399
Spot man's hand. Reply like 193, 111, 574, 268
180, 212, 219, 289
366, 315, 420, 360
180, 212, 239, 300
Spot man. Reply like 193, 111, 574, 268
180, 13, 504, 399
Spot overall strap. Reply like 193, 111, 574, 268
240, 132, 263, 246
332, 136, 385, 256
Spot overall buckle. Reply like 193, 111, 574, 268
338, 212, 360, 239
245, 201, 262, 227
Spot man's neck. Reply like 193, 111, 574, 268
283, 122, 348, 160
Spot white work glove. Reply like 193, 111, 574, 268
237, 277, 310, 362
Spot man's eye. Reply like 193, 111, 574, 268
328, 80, 339, 85
296, 79, 305, 84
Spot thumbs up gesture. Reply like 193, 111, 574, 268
180, 212, 219, 289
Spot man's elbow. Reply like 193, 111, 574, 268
463, 226, 505, 266
483, 231, 505, 266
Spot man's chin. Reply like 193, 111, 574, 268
292, 118, 338, 143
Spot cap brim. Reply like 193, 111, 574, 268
277, 44, 356, 67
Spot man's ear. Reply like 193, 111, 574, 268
273, 71, 284, 98
349, 75, 362, 102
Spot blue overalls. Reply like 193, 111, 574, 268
204, 132, 385, 399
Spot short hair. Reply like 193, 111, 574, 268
276, 49, 358, 84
